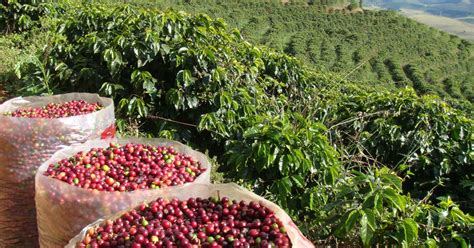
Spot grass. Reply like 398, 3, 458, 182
0, 35, 21, 102
0, 25, 51, 101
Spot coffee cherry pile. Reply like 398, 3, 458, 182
44, 143, 205, 191
78, 197, 291, 248
3, 100, 103, 118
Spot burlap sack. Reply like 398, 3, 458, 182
66, 183, 314, 248
35, 138, 212, 247
0, 93, 115, 247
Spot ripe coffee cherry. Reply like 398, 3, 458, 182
79, 197, 291, 248
44, 143, 205, 191
3, 100, 103, 118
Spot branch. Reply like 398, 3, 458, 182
146, 115, 198, 128
328, 110, 387, 130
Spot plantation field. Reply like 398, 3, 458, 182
148, 0, 474, 107
0, 0, 473, 246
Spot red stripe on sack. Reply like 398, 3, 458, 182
100, 124, 116, 139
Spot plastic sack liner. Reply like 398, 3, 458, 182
36, 138, 212, 248
0, 93, 115, 247
66, 183, 314, 248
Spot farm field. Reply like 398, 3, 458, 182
400, 8, 474, 40
364, 0, 474, 19
147, 0, 474, 108
365, 5, 474, 40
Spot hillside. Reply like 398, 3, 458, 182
400, 8, 474, 40
146, 0, 474, 106
365, 0, 474, 20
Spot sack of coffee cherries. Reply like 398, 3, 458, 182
66, 183, 314, 248
0, 93, 115, 247
36, 138, 212, 247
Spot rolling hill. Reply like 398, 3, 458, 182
148, 0, 474, 107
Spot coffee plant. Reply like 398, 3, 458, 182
314, 86, 474, 211
0, 0, 51, 33
309, 167, 474, 247
4, 1, 474, 246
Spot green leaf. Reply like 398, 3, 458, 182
360, 210, 375, 248
291, 175, 305, 188
100, 82, 124, 96
118, 98, 129, 111
307, 192, 315, 210
183, 69, 192, 87
276, 177, 292, 195
374, 193, 383, 213
143, 80, 156, 93
128, 96, 137, 115
103, 48, 123, 75
381, 173, 403, 192
383, 188, 406, 212
165, 88, 182, 109
336, 210, 360, 237
54, 62, 68, 72
136, 98, 148, 117
424, 239, 438, 248
278, 156, 285, 175
178, 47, 188, 54
243, 126, 261, 138
99, 82, 112, 95
400, 218, 418, 244
363, 209, 376, 230
14, 60, 24, 79
324, 165, 338, 185
362, 193, 377, 210
161, 44, 171, 55
186, 96, 199, 109
352, 170, 368, 183
453, 234, 468, 248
